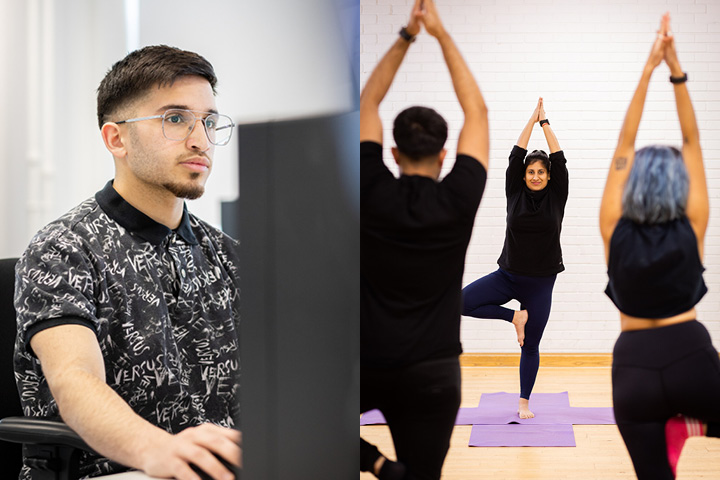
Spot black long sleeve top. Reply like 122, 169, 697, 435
497, 145, 569, 276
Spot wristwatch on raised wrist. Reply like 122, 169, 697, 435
670, 72, 688, 84
540, 119, 550, 127
399, 26, 416, 43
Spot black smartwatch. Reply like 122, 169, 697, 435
540, 119, 550, 127
399, 26, 416, 43
670, 73, 688, 84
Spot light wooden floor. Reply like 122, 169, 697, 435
361, 366, 720, 479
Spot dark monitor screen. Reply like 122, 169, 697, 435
234, 111, 359, 479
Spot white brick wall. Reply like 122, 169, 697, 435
361, 0, 720, 353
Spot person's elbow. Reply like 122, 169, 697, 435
465, 101, 488, 125
360, 89, 381, 112
682, 128, 700, 147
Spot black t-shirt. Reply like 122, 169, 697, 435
497, 145, 568, 276
605, 217, 707, 318
361, 141, 487, 368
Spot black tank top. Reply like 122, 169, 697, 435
605, 217, 707, 318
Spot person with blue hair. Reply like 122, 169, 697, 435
600, 13, 720, 480
462, 96, 568, 419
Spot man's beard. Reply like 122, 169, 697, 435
163, 173, 205, 200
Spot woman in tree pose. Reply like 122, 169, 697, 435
462, 96, 568, 419
599, 13, 720, 479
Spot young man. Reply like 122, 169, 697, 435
360, 1, 489, 478
14, 46, 240, 480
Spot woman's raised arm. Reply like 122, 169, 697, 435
516, 97, 541, 149
663, 18, 708, 251
599, 15, 668, 258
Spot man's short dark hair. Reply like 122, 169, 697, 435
393, 106, 448, 160
96, 45, 217, 128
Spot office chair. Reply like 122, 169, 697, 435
0, 257, 93, 480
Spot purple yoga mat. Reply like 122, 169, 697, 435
360, 409, 385, 426
361, 392, 615, 427
457, 392, 615, 426
468, 424, 576, 447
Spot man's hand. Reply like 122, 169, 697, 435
31, 325, 241, 480
418, 0, 446, 38
139, 423, 241, 480
405, 0, 423, 36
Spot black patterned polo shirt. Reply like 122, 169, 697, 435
14, 180, 240, 478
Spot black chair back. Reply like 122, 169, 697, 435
0, 258, 23, 478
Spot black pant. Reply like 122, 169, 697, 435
360, 356, 461, 480
612, 320, 720, 479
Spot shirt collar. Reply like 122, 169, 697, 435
95, 180, 198, 246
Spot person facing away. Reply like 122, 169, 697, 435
14, 45, 241, 480
599, 13, 720, 480
360, 0, 488, 478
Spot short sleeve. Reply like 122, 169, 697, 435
15, 225, 100, 348
438, 155, 487, 217
360, 141, 394, 193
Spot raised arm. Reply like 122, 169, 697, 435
538, 98, 561, 153
420, 0, 489, 169
599, 16, 667, 257
516, 98, 541, 149
32, 325, 240, 480
663, 18, 708, 251
359, 0, 422, 144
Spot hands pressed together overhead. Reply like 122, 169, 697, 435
530, 97, 547, 124
405, 0, 446, 39
648, 12, 682, 74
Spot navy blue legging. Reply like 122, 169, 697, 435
462, 268, 556, 399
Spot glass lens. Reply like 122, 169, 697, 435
162, 109, 194, 141
162, 109, 233, 145
207, 114, 234, 146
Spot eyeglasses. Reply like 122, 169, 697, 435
116, 109, 235, 146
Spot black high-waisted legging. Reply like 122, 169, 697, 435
612, 320, 720, 479
462, 268, 557, 399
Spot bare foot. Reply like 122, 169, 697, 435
518, 398, 535, 419
373, 456, 406, 479
512, 310, 528, 347
373, 456, 386, 476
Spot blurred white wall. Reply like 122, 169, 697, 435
0, 0, 357, 258
361, 0, 720, 353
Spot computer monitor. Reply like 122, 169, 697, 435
232, 111, 359, 479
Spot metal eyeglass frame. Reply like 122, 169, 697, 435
115, 108, 235, 146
